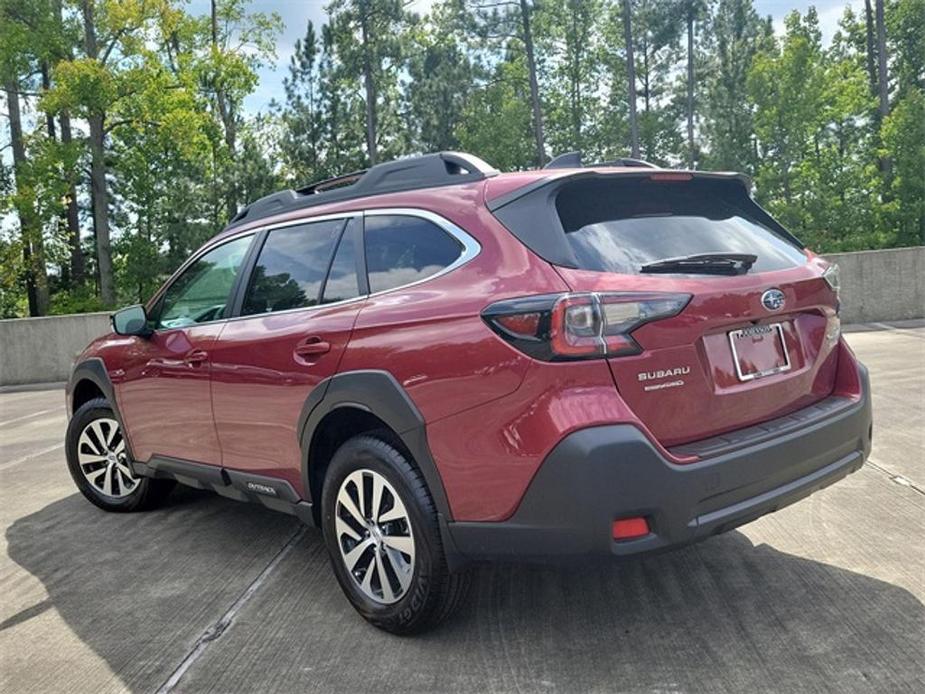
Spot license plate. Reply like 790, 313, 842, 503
728, 323, 791, 382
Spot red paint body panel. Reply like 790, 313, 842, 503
340, 195, 567, 423
554, 258, 840, 446
209, 301, 365, 494
114, 324, 225, 465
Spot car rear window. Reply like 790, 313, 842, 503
555, 177, 807, 274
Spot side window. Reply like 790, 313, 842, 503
322, 223, 361, 304
155, 234, 252, 330
242, 219, 342, 316
364, 215, 463, 294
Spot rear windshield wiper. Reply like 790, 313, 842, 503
639, 253, 757, 275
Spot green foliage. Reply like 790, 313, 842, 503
540, 0, 607, 157
235, 116, 283, 204
327, 0, 411, 162
277, 17, 367, 183
0, 234, 25, 318
748, 9, 885, 251
887, 0, 925, 96
880, 87, 925, 246
631, 0, 686, 162
1, 0, 923, 318
404, 1, 478, 152
49, 285, 106, 315
456, 58, 536, 171
700, 0, 772, 171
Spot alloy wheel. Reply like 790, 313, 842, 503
335, 469, 415, 605
77, 417, 139, 498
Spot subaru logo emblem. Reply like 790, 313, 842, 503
761, 288, 786, 312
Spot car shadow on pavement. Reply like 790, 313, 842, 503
6, 490, 924, 693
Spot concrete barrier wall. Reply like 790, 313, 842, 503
0, 312, 111, 386
823, 246, 924, 324
0, 247, 922, 386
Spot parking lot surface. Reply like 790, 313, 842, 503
1, 322, 923, 693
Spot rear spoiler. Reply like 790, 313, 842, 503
487, 169, 753, 213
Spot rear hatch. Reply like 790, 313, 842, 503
490, 171, 841, 447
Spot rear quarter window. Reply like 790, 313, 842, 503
555, 177, 808, 274
364, 215, 463, 293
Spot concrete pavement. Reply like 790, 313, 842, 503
1, 323, 923, 693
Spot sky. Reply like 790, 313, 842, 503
187, 0, 438, 113
184, 0, 861, 115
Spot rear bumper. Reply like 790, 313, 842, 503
446, 364, 871, 562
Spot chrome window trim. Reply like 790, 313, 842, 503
362, 207, 482, 299
147, 207, 481, 329
219, 210, 363, 248
222, 290, 368, 324
154, 210, 364, 295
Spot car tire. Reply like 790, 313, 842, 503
321, 434, 469, 635
66, 397, 174, 512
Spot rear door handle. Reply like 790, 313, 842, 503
294, 337, 331, 359
184, 349, 209, 367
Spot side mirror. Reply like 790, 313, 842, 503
111, 305, 152, 337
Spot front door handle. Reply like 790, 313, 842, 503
294, 337, 331, 360
184, 349, 209, 367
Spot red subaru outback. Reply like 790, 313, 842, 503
65, 152, 871, 634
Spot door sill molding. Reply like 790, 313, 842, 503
131, 456, 315, 526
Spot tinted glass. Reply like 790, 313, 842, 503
242, 220, 343, 315
156, 235, 252, 329
556, 178, 807, 274
322, 225, 361, 304
365, 215, 463, 294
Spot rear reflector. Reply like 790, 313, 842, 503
612, 517, 650, 540
495, 312, 541, 338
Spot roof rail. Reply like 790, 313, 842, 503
544, 151, 583, 169
297, 169, 366, 195
544, 151, 659, 170
228, 151, 498, 228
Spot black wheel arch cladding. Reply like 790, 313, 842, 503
67, 358, 136, 460
299, 369, 453, 521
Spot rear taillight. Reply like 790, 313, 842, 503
482, 292, 690, 361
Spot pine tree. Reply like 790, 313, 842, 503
700, 0, 772, 171
404, 1, 478, 152
328, 0, 408, 166
542, 0, 605, 158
